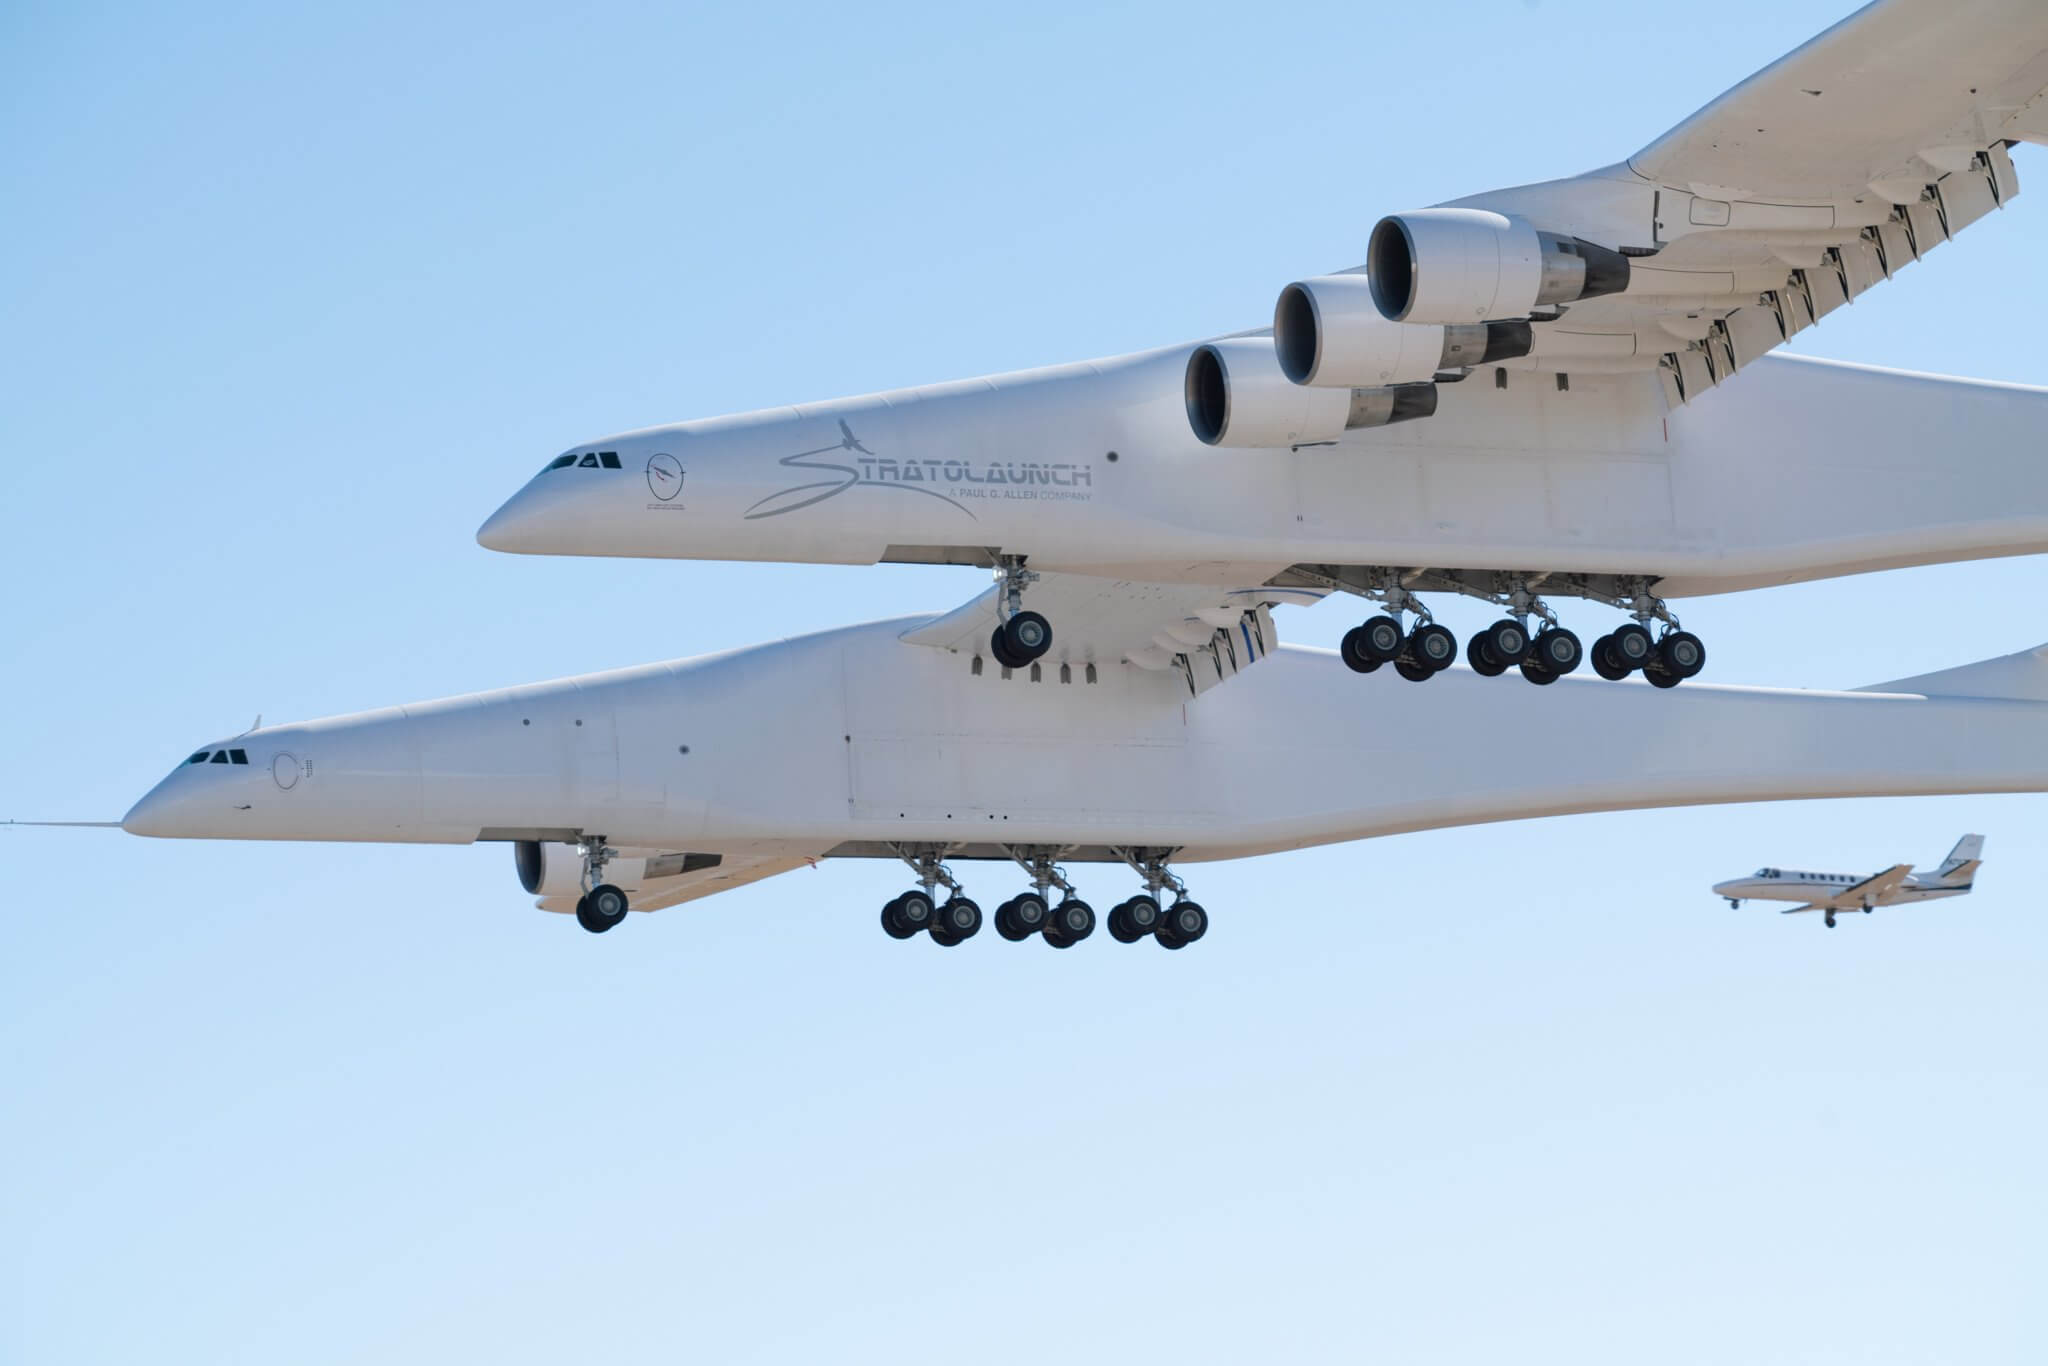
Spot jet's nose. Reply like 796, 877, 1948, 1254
122, 777, 197, 838
476, 481, 552, 553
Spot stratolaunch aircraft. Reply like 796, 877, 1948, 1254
1713, 835, 1984, 928
479, 0, 2048, 690
34, 1, 2048, 949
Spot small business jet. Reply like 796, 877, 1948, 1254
1713, 836, 1984, 927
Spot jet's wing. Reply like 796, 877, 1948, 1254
1822, 863, 1915, 909
1378, 0, 2048, 404
898, 572, 1328, 698
538, 851, 816, 914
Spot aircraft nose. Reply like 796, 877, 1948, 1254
121, 778, 195, 838
476, 483, 551, 553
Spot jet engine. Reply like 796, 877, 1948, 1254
1184, 338, 1435, 447
1365, 209, 1630, 324
514, 840, 647, 898
1273, 274, 1532, 386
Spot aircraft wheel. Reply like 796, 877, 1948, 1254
1481, 619, 1529, 664
1407, 622, 1457, 673
1825, 911, 1837, 929
1590, 635, 1632, 681
1357, 615, 1405, 663
1659, 631, 1706, 679
997, 892, 1049, 941
1519, 659, 1558, 686
1467, 635, 1507, 677
1048, 898, 1095, 946
1340, 627, 1383, 675
1159, 900, 1208, 947
1609, 623, 1654, 671
988, 627, 1028, 671
576, 884, 629, 934
884, 889, 935, 939
1531, 626, 1582, 675
998, 611, 1053, 663
934, 897, 981, 943
1394, 659, 1436, 682
1644, 661, 1683, 689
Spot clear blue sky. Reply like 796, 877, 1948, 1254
5, 2, 2045, 1362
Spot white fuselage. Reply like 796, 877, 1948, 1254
123, 619, 2048, 877
1710, 869, 1971, 908
475, 347, 2048, 599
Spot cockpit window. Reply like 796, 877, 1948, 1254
210, 751, 229, 763
229, 748, 248, 764
546, 450, 623, 472
188, 749, 249, 766
188, 751, 210, 764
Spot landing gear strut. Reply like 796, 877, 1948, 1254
988, 555, 1052, 669
995, 845, 1092, 947
883, 846, 981, 945
1590, 579, 1705, 687
1338, 572, 1455, 682
574, 836, 630, 934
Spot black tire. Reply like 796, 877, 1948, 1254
1044, 925, 1075, 949
1407, 622, 1457, 672
1124, 895, 1162, 937
1644, 661, 1682, 689
1394, 658, 1435, 682
1108, 902, 1139, 943
1482, 619, 1529, 664
1009, 892, 1049, 937
1051, 898, 1095, 943
580, 884, 629, 933
1340, 626, 1383, 675
1358, 614, 1405, 662
1531, 626, 1582, 675
1519, 659, 1558, 686
880, 895, 918, 940
1467, 635, 1507, 677
988, 626, 1026, 671
1590, 635, 1632, 681
930, 922, 962, 947
1156, 925, 1187, 950
1659, 630, 1706, 679
994, 898, 1029, 941
1609, 623, 1653, 669
885, 889, 935, 938
938, 897, 982, 941
1163, 901, 1208, 945
1001, 611, 1053, 662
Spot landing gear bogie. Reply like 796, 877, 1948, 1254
576, 883, 629, 934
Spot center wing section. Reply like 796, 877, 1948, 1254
898, 572, 1326, 698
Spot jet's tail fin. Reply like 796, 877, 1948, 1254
1935, 834, 1985, 883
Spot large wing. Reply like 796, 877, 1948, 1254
1824, 863, 1915, 908
898, 572, 1326, 698
1394, 0, 2048, 403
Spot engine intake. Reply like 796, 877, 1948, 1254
1366, 209, 1630, 324
1185, 339, 1436, 448
1274, 275, 1531, 386
514, 840, 647, 898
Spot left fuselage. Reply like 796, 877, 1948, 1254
1711, 869, 1968, 906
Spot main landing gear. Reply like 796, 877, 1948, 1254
987, 555, 1053, 670
884, 847, 983, 946
1332, 572, 1707, 688
876, 846, 1208, 951
573, 836, 631, 934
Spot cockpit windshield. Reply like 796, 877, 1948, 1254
186, 749, 249, 766
543, 451, 622, 472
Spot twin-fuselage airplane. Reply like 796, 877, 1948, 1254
51, 1, 2048, 945
1713, 835, 1985, 928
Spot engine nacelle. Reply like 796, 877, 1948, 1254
514, 840, 647, 898
1184, 339, 1436, 447
1365, 209, 1630, 324
1274, 274, 1532, 386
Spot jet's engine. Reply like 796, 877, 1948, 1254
1273, 274, 1532, 387
1185, 338, 1435, 448
1365, 209, 1630, 324
514, 840, 647, 898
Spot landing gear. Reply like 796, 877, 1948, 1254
572, 836, 630, 934
1825, 910, 1837, 929
1340, 577, 1456, 683
1594, 585, 1704, 687
988, 557, 1051, 668
1043, 898, 1096, 949
995, 893, 1050, 940
1155, 901, 1209, 949
1113, 848, 1210, 949
883, 846, 981, 945
1108, 894, 1164, 942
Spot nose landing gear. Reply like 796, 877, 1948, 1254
988, 556, 1053, 669
573, 835, 631, 934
